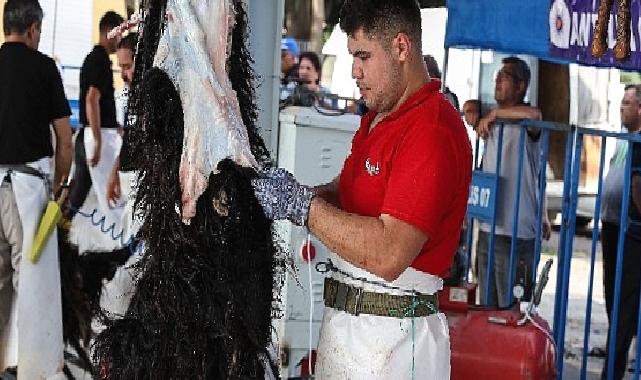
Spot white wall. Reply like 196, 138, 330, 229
40, 0, 93, 67
420, 8, 447, 69
39, 0, 93, 100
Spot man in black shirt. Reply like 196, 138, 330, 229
631, 140, 641, 235
0, 0, 72, 374
106, 33, 137, 207
68, 11, 124, 215
0, 1, 72, 181
601, 131, 641, 380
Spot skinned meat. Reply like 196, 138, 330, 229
153, 0, 258, 224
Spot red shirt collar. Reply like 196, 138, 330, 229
362, 79, 441, 128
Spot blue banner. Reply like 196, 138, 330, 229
445, 0, 552, 60
445, 0, 641, 70
549, 0, 641, 70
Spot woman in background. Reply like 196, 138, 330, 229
281, 51, 336, 108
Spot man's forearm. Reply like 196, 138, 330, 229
52, 118, 73, 191
87, 100, 101, 141
313, 177, 340, 207
54, 147, 72, 189
308, 198, 410, 281
496, 106, 542, 138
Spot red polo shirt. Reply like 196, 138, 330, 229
339, 80, 472, 277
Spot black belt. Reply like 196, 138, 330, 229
81, 125, 119, 129
1, 164, 47, 183
323, 277, 438, 318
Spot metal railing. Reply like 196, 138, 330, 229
466, 119, 566, 307
555, 126, 641, 380
466, 118, 641, 379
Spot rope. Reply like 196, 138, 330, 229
69, 206, 142, 256
388, 295, 438, 379
306, 233, 314, 376
316, 259, 427, 296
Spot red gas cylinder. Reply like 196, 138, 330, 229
440, 284, 557, 380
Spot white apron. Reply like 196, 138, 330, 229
0, 158, 64, 379
69, 129, 124, 252
315, 252, 451, 380
96, 171, 143, 325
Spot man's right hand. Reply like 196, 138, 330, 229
251, 167, 315, 226
476, 109, 497, 139
107, 163, 121, 208
90, 142, 101, 167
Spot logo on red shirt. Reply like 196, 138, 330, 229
365, 158, 380, 176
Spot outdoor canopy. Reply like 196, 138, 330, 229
445, 0, 641, 71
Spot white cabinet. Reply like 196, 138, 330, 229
276, 107, 359, 378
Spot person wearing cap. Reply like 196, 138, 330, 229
281, 36, 299, 86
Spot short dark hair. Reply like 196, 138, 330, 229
118, 32, 138, 52
299, 51, 322, 83
3, 0, 43, 36
339, 0, 422, 50
464, 99, 481, 110
625, 84, 641, 103
502, 56, 531, 96
423, 55, 441, 79
99, 11, 124, 34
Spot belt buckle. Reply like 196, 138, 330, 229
353, 287, 363, 316
334, 283, 349, 311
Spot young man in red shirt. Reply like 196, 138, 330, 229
253, 0, 471, 377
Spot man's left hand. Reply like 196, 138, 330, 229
107, 166, 121, 208
543, 217, 552, 241
252, 167, 315, 226
476, 109, 497, 139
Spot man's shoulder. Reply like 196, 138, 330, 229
34, 51, 58, 70
2, 44, 57, 68
402, 96, 466, 146
422, 93, 465, 133
82, 46, 109, 67
83, 48, 100, 64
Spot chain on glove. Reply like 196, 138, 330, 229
251, 167, 315, 226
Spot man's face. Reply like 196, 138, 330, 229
281, 50, 296, 74
463, 102, 480, 127
117, 47, 134, 85
107, 33, 122, 54
348, 29, 401, 113
621, 88, 640, 130
298, 57, 319, 86
494, 63, 524, 106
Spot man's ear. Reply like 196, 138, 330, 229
518, 81, 527, 100
394, 32, 412, 62
26, 22, 39, 40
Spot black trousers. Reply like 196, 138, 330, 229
68, 128, 92, 216
601, 221, 641, 380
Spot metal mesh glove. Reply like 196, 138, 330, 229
252, 168, 315, 226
